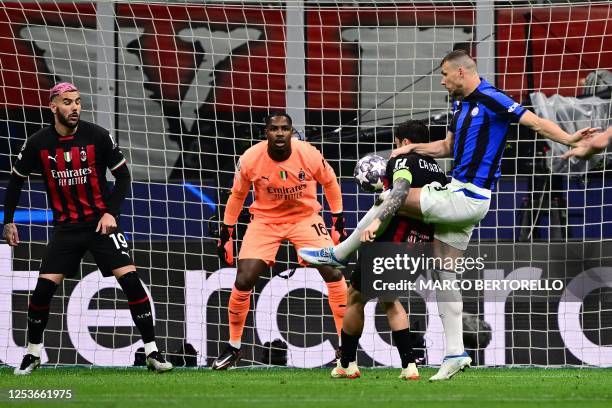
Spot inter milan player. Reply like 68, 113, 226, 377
301, 50, 599, 381
212, 112, 348, 370
330, 120, 448, 381
3, 83, 172, 374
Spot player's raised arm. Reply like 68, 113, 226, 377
562, 126, 612, 159
218, 157, 251, 266
312, 150, 346, 244
518, 110, 600, 148
391, 130, 454, 159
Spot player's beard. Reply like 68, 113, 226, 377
57, 111, 79, 129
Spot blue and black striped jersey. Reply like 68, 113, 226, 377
450, 78, 526, 190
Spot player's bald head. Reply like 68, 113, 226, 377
440, 50, 477, 73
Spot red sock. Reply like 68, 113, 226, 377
228, 286, 252, 347
325, 278, 348, 337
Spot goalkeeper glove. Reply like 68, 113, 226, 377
330, 212, 347, 245
217, 223, 235, 266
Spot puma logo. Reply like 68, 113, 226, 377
48, 155, 57, 162
121, 251, 129, 256
261, 176, 270, 181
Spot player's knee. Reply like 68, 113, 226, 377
347, 286, 364, 307
31, 277, 58, 306
234, 270, 258, 291
117, 271, 147, 300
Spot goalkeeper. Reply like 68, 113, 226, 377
212, 112, 348, 370
301, 50, 601, 381
330, 120, 448, 381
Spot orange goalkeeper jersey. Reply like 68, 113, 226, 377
228, 139, 340, 224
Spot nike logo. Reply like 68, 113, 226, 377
213, 354, 233, 368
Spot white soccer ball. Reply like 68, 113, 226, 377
353, 154, 387, 193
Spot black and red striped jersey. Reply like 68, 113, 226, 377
378, 152, 448, 243
13, 120, 127, 225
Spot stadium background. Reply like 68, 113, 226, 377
0, 1, 611, 369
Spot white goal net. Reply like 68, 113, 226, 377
1, 0, 611, 368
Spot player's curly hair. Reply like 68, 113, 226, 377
264, 111, 293, 127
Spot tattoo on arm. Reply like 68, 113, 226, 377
376, 178, 411, 223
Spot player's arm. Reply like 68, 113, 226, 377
390, 131, 453, 159
2, 173, 26, 246
313, 152, 346, 244
519, 110, 600, 147
4, 138, 37, 246
562, 127, 612, 159
97, 132, 129, 234
219, 158, 251, 266
361, 160, 413, 242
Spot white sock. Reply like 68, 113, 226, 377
229, 340, 241, 349
144, 341, 158, 356
27, 342, 43, 358
434, 270, 465, 356
334, 198, 384, 260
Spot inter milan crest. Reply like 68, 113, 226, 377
298, 169, 305, 181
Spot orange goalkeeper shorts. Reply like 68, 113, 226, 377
238, 213, 334, 266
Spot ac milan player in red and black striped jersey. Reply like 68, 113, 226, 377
301, 120, 449, 381
2, 82, 172, 375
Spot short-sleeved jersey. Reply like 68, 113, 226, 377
378, 152, 448, 243
231, 139, 338, 223
13, 120, 127, 225
450, 78, 526, 190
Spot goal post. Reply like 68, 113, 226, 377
0, 0, 610, 368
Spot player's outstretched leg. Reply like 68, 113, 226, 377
116, 270, 172, 373
429, 269, 471, 381
15, 277, 58, 375
299, 192, 388, 267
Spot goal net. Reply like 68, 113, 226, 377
1, 0, 611, 368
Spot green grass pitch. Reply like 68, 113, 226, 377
1, 367, 611, 408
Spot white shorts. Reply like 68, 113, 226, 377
420, 178, 491, 250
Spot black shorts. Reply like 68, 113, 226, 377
40, 223, 134, 278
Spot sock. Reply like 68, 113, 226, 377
434, 270, 464, 356
228, 286, 252, 349
392, 328, 414, 369
117, 272, 155, 343
333, 201, 382, 260
27, 342, 43, 358
325, 278, 347, 337
144, 341, 158, 356
27, 278, 58, 345
340, 330, 360, 368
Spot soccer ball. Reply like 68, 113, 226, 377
353, 154, 387, 193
